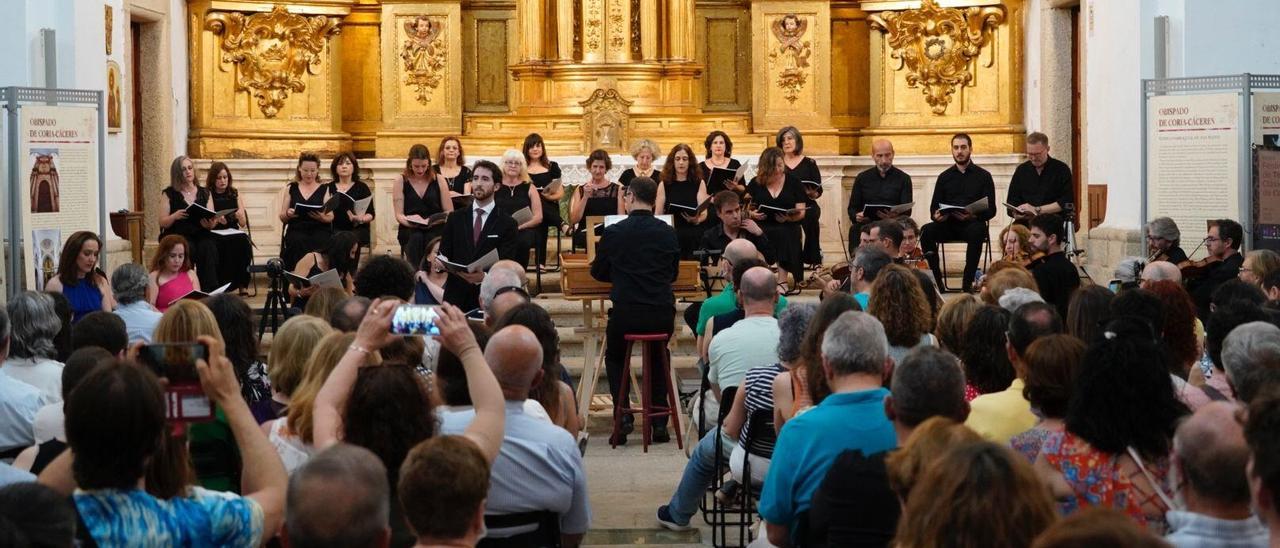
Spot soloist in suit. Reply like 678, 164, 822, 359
439, 201, 520, 311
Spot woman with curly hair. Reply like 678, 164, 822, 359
959, 305, 1015, 401
868, 264, 936, 365
1035, 316, 1190, 533
1144, 281, 1212, 409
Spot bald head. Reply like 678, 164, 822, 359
739, 266, 777, 307
487, 290, 528, 327
1175, 401, 1252, 507
491, 260, 528, 286
872, 139, 895, 172
723, 238, 759, 268
1141, 261, 1182, 287
483, 325, 544, 399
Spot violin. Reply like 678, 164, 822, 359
1178, 256, 1221, 280
1148, 248, 1171, 263
1024, 251, 1048, 269
902, 248, 929, 271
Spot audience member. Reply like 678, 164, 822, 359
1263, 269, 1280, 302
1010, 335, 1085, 463
1036, 316, 1190, 533
806, 347, 969, 547
205, 294, 274, 423
1114, 256, 1146, 291
980, 266, 1040, 306
284, 443, 391, 548
896, 440, 1057, 548
399, 436, 491, 548
354, 255, 416, 301
267, 315, 334, 418
847, 245, 893, 308
18, 347, 111, 473
1142, 260, 1182, 288
998, 286, 1046, 312
868, 264, 936, 364
959, 305, 1015, 400
45, 291, 72, 363
696, 239, 788, 339
1165, 401, 1269, 547
479, 267, 528, 325
491, 303, 579, 439
912, 269, 941, 330
0, 306, 46, 455
797, 294, 860, 409
1210, 305, 1272, 400
303, 286, 349, 320
765, 304, 818, 431
1243, 390, 1280, 545
0, 482, 75, 548
886, 417, 983, 506
1147, 281, 1207, 393
268, 332, 370, 474
1067, 284, 1114, 344
966, 302, 1063, 442
69, 311, 127, 356
1033, 507, 1173, 548
41, 338, 286, 546
3, 291, 65, 401
1222, 321, 1280, 406
708, 267, 781, 401
1240, 249, 1280, 288
760, 312, 897, 545
329, 296, 372, 333
934, 293, 981, 356
111, 262, 164, 344
1212, 279, 1267, 312
700, 257, 770, 361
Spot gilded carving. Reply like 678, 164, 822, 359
869, 0, 1004, 115
770, 14, 811, 104
579, 89, 632, 152
204, 6, 341, 118
585, 0, 602, 51
105, 5, 113, 56
401, 16, 447, 104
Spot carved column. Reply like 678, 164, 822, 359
376, 1, 464, 156
640, 0, 657, 61
557, 0, 576, 61
518, 0, 546, 61
666, 0, 695, 61
188, 2, 352, 158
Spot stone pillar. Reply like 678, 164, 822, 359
750, 2, 836, 135
375, 1, 465, 156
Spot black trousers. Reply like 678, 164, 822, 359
212, 232, 252, 290
604, 303, 675, 427
802, 200, 822, 264
763, 223, 804, 288
534, 198, 563, 266
920, 219, 987, 291
187, 234, 221, 290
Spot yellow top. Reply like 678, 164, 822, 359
964, 378, 1038, 444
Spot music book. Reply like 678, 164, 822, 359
405, 212, 449, 229
862, 202, 914, 217
210, 228, 247, 237
666, 196, 715, 215
937, 198, 990, 216
539, 180, 563, 195
510, 207, 534, 225
707, 167, 738, 190
439, 249, 499, 274
168, 282, 232, 307
451, 194, 474, 209
185, 203, 238, 222
758, 204, 799, 215
293, 202, 324, 212
323, 192, 373, 216
286, 268, 342, 289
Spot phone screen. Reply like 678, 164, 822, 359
1108, 280, 1122, 293
137, 343, 213, 423
392, 304, 441, 336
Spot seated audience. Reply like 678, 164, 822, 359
1032, 507, 1174, 548
1239, 249, 1280, 287
205, 294, 273, 423
1066, 284, 1114, 344
399, 436, 491, 548
1112, 287, 1211, 409
708, 267, 781, 402
110, 263, 163, 344
490, 303, 579, 439
69, 311, 127, 357
354, 255, 417, 301
1165, 401, 1269, 547
1221, 320, 1280, 406
959, 305, 1015, 401
934, 293, 981, 356
1244, 390, 1280, 545
886, 417, 983, 506
1147, 281, 1207, 397
896, 440, 1058, 548
0, 307, 46, 455
700, 257, 770, 362
40, 338, 286, 546
979, 266, 1040, 306
868, 263, 936, 364
284, 443, 391, 548
1113, 256, 1147, 291
780, 294, 858, 422
1263, 269, 1280, 302
3, 291, 65, 401
806, 346, 970, 547
329, 296, 371, 333
0, 482, 75, 547
479, 268, 528, 326
1212, 279, 1267, 312
966, 302, 1063, 443
1035, 317, 1190, 533
266, 315, 334, 419
148, 234, 202, 313
1009, 335, 1085, 463
760, 312, 897, 545
303, 286, 349, 320
998, 286, 1046, 313
45, 292, 72, 362
17, 347, 111, 472
268, 332, 368, 474
695, 240, 788, 340
1141, 260, 1182, 288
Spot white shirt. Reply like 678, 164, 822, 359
708, 316, 781, 390
114, 300, 163, 344
1, 357, 64, 402
0, 371, 47, 452
33, 402, 64, 443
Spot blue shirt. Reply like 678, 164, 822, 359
114, 301, 162, 344
853, 291, 869, 310
75, 486, 264, 548
758, 388, 895, 534
1164, 510, 1270, 548
63, 277, 104, 323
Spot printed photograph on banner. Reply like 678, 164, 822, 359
28, 148, 61, 214
32, 228, 62, 292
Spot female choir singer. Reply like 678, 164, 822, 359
702, 131, 743, 195
288, 231, 358, 311
618, 139, 660, 188
44, 231, 114, 323
746, 146, 807, 292
206, 162, 252, 294
570, 149, 624, 250
525, 133, 564, 272
496, 149, 543, 268
159, 155, 220, 289
436, 136, 472, 196
148, 235, 200, 313
392, 144, 451, 270
779, 126, 823, 267
655, 143, 710, 259
414, 237, 447, 305
327, 153, 375, 250
277, 152, 334, 271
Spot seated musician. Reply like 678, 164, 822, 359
1145, 216, 1188, 264
699, 191, 775, 266
868, 220, 902, 261
1026, 214, 1079, 319
1188, 219, 1245, 319
1006, 132, 1073, 224
590, 177, 681, 445
999, 224, 1034, 264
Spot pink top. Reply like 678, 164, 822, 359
155, 271, 195, 313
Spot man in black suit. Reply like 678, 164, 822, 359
920, 133, 997, 292
591, 176, 681, 445
1027, 213, 1079, 319
439, 159, 519, 312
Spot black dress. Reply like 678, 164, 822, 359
661, 178, 708, 260
282, 182, 331, 272
210, 189, 252, 290
494, 181, 537, 268
530, 161, 564, 266
398, 177, 445, 270
746, 173, 807, 286
619, 167, 660, 188
786, 156, 823, 264
573, 183, 621, 250
160, 187, 220, 289
442, 166, 473, 196
327, 180, 375, 246
701, 158, 743, 195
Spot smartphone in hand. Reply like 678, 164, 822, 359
391, 304, 441, 336
137, 342, 214, 424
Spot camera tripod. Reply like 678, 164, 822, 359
258, 271, 290, 339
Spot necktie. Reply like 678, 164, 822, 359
473, 208, 485, 245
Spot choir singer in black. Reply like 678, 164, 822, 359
1006, 132, 1073, 224
847, 139, 912, 249
439, 160, 520, 312
920, 133, 996, 292
591, 177, 681, 446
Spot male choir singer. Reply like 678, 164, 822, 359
847, 139, 912, 249
591, 177, 681, 445
1006, 132, 1073, 224
920, 133, 996, 292
439, 160, 519, 312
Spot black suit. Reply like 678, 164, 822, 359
1189, 252, 1245, 320
439, 203, 520, 311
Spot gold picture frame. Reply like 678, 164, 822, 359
106, 61, 122, 133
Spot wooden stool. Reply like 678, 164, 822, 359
612, 333, 684, 453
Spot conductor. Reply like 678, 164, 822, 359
591, 176, 681, 445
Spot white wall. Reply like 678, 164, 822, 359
1022, 0, 1043, 132
168, 0, 188, 157
1082, 0, 1146, 229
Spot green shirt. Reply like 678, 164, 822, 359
695, 283, 789, 336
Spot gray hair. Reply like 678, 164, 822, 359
630, 138, 658, 159
1113, 256, 1146, 284
890, 346, 968, 427
820, 311, 889, 377
111, 263, 149, 305
998, 287, 1044, 313
777, 304, 816, 363
1222, 321, 1280, 405
1145, 216, 1181, 244
480, 268, 525, 312
6, 291, 62, 360
853, 245, 893, 284
287, 443, 390, 547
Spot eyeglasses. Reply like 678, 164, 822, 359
1204, 237, 1221, 243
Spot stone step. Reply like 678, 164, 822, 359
581, 528, 702, 546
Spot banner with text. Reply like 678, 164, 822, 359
19, 105, 100, 290
1146, 93, 1240, 258
1256, 92, 1280, 148
1255, 149, 1280, 251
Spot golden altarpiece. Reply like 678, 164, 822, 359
186, 0, 1026, 159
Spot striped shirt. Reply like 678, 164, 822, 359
739, 363, 785, 455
